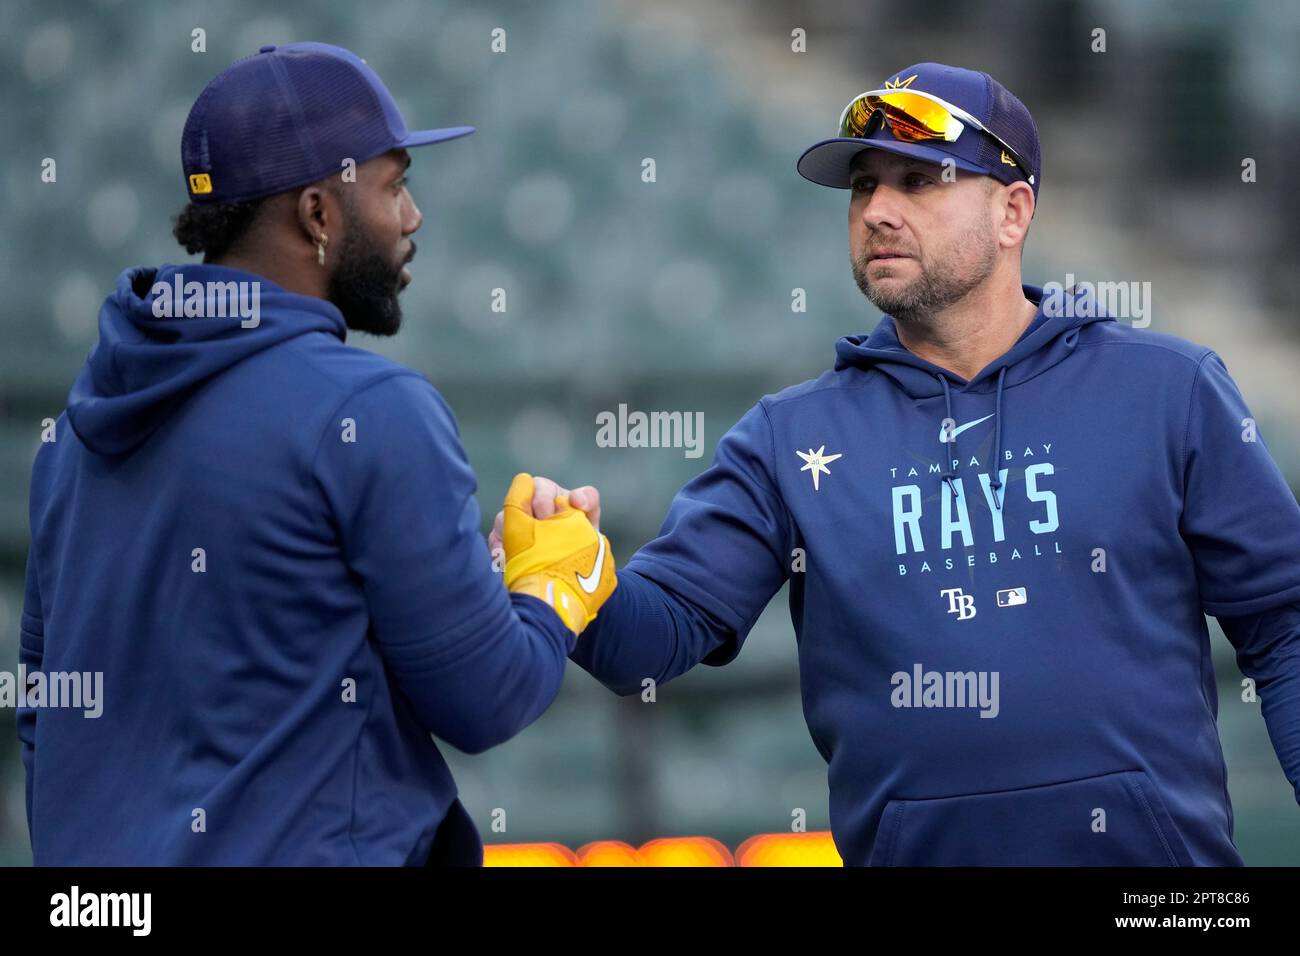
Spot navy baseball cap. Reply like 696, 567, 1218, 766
181, 42, 474, 204
797, 62, 1040, 203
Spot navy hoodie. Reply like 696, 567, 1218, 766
19, 264, 573, 865
572, 283, 1300, 865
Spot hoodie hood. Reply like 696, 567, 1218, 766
67, 264, 347, 456
834, 283, 1115, 507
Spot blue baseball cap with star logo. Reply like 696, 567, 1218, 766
797, 62, 1041, 204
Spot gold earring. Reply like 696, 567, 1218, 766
316, 233, 328, 266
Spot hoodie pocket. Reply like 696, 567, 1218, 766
869, 770, 1193, 866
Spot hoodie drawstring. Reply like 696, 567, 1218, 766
936, 366, 1008, 512
989, 366, 1007, 511
937, 373, 958, 501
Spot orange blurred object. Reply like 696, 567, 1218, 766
482, 842, 578, 867
482, 832, 843, 867
575, 840, 642, 866
637, 836, 735, 867
735, 831, 843, 867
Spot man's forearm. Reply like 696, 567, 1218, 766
1261, 668, 1300, 804
1221, 602, 1300, 803
569, 568, 732, 696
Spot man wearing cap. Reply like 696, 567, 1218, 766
18, 42, 615, 865
499, 62, 1300, 865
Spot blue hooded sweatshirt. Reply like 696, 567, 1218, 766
19, 263, 573, 865
572, 283, 1300, 866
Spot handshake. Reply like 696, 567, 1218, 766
489, 474, 617, 637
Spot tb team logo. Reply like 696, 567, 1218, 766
941, 587, 977, 620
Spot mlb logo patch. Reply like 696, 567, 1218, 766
996, 587, 1027, 607
188, 173, 213, 195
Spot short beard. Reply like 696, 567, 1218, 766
851, 215, 997, 324
327, 206, 410, 337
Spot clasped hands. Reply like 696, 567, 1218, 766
490, 474, 615, 636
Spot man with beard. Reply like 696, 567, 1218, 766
18, 42, 615, 865
498, 63, 1300, 865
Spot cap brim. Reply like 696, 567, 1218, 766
797, 137, 987, 188
397, 125, 476, 148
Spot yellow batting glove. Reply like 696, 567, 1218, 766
502, 473, 617, 635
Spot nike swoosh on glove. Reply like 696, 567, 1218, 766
502, 473, 618, 635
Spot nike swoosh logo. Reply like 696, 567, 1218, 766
939, 413, 995, 443
577, 534, 607, 593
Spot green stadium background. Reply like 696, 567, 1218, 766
1, 0, 1297, 864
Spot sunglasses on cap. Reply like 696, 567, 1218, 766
838, 87, 1035, 186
